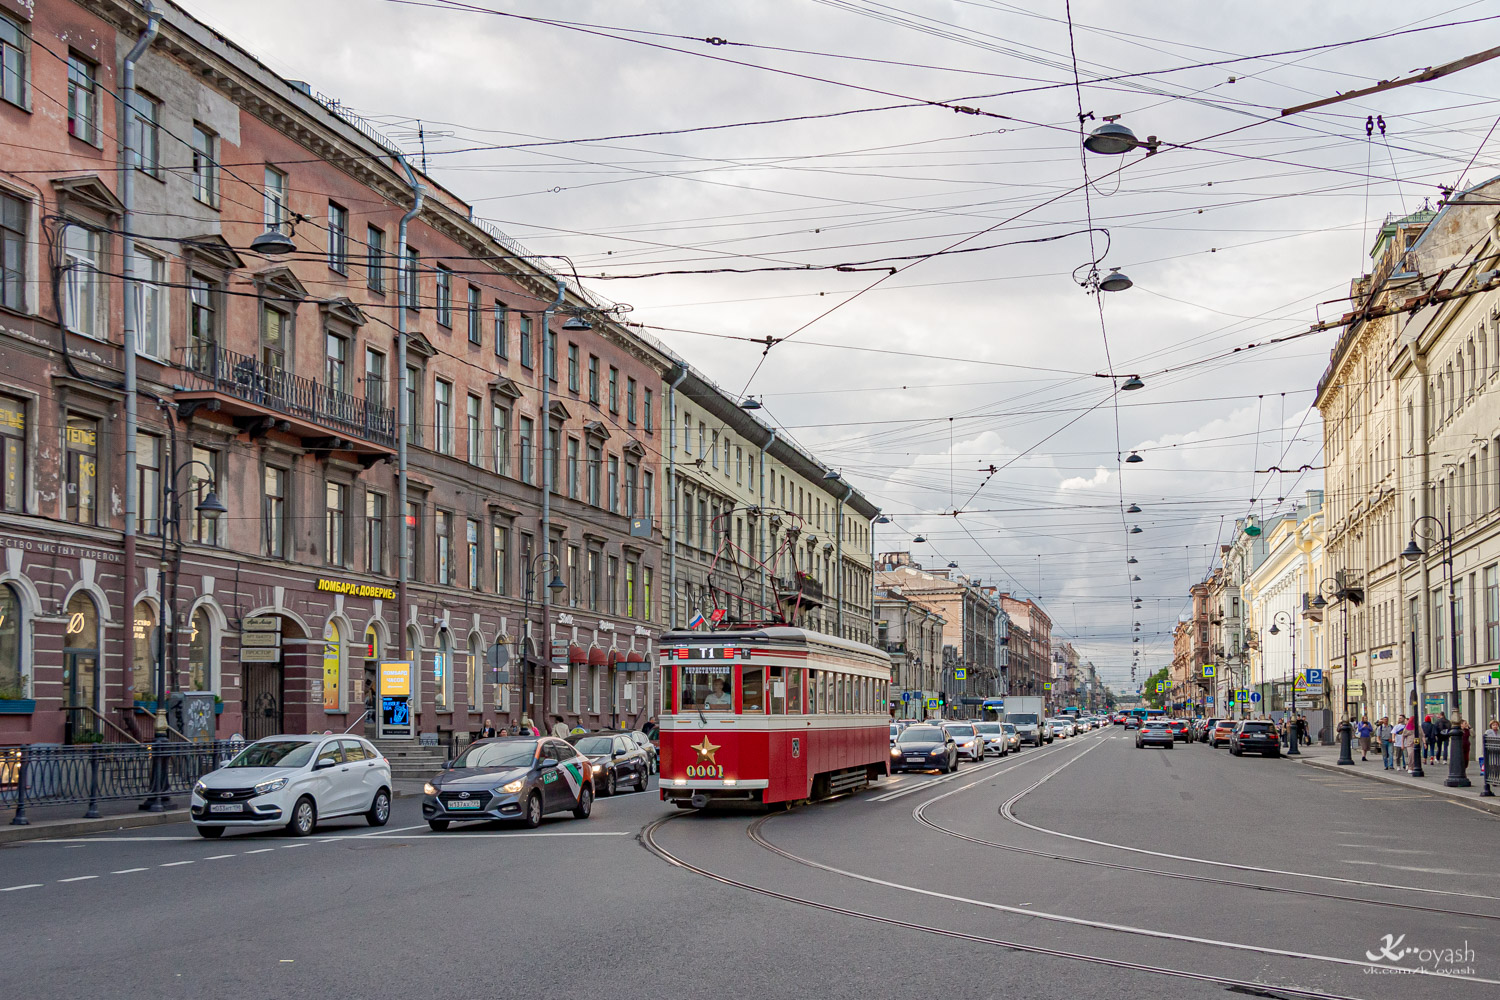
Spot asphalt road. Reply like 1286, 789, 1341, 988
3, 727, 1497, 999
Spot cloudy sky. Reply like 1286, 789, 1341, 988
185, 0, 1500, 690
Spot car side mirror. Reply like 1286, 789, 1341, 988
314, 759, 337, 770
539, 758, 559, 769
613, 749, 626, 757
443, 759, 453, 770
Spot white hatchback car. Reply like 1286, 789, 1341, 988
191, 735, 392, 838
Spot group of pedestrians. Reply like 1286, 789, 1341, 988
1354, 711, 1490, 769
1276, 714, 1311, 748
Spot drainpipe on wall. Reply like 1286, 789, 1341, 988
759, 426, 776, 613
665, 365, 687, 628
122, 2, 160, 722
394, 155, 424, 665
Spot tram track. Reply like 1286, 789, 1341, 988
641, 806, 1492, 999
906, 734, 1500, 923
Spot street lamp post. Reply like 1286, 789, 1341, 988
1311, 577, 1357, 765
1408, 623, 1425, 778
517, 552, 566, 730
1403, 510, 1470, 788
1268, 611, 1300, 757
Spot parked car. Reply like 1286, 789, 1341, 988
943, 723, 986, 762
1196, 718, 1223, 743
623, 729, 659, 773
1230, 720, 1281, 758
1135, 720, 1175, 749
423, 737, 594, 830
970, 722, 1009, 757
891, 725, 960, 772
569, 732, 651, 795
191, 735, 392, 838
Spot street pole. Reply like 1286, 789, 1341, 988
1410, 625, 1425, 778
1337, 597, 1354, 765
1441, 509, 1470, 787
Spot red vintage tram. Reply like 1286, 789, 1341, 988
656, 626, 893, 808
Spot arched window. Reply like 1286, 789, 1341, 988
323, 619, 344, 712
406, 624, 422, 711
187, 607, 215, 692
0, 583, 24, 700
132, 601, 157, 700
434, 631, 451, 710
64, 591, 100, 741
467, 631, 482, 711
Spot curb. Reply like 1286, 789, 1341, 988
1292, 755, 1500, 817
0, 787, 424, 846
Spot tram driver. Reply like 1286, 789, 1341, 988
682, 666, 734, 711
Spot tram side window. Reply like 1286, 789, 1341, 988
661, 664, 673, 714
817, 671, 828, 714
769, 667, 785, 714
681, 665, 733, 711
742, 666, 764, 713
786, 668, 802, 714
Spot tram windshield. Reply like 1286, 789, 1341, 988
680, 664, 734, 711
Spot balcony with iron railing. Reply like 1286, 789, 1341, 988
175, 343, 397, 455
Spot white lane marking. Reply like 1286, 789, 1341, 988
317, 823, 429, 841
204, 855, 235, 860
281, 844, 307, 849
1341, 860, 1482, 876
159, 860, 194, 867
371, 831, 634, 838
753, 821, 1500, 986
57, 875, 98, 882
242, 848, 275, 855
2, 884, 43, 891
111, 868, 148, 874
999, 735, 1500, 901
27, 837, 200, 844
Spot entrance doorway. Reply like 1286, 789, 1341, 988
243, 662, 283, 740
63, 592, 100, 744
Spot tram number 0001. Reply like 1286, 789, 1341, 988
684, 764, 724, 779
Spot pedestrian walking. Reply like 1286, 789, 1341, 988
480, 718, 497, 739
1299, 714, 1311, 746
1435, 712, 1450, 761
550, 715, 570, 739
1393, 716, 1407, 770
1357, 717, 1373, 761
1378, 717, 1393, 769
1459, 718, 1472, 765
1422, 715, 1437, 764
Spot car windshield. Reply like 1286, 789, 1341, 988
1144, 721, 1170, 729
573, 736, 616, 755
451, 741, 539, 769
945, 725, 975, 737
226, 740, 316, 768
1001, 724, 1016, 734
973, 723, 1000, 734
1008, 714, 1038, 725
1241, 723, 1274, 733
899, 727, 943, 743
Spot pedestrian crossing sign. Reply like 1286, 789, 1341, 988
954, 668, 967, 680
1201, 664, 1215, 678
925, 697, 939, 710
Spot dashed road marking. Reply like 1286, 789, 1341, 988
57, 875, 98, 882
204, 855, 235, 860
111, 868, 148, 874
2, 884, 42, 891
159, 860, 194, 867
243, 848, 276, 854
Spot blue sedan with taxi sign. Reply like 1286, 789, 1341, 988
423, 737, 595, 830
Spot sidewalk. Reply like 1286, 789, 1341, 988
1287, 740, 1500, 817
0, 778, 430, 845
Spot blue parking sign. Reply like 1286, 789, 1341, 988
1306, 668, 1323, 684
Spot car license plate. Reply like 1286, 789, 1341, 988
447, 800, 482, 809
208, 803, 242, 813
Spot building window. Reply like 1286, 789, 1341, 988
188, 607, 215, 694
327, 202, 348, 272
131, 249, 167, 359
64, 415, 98, 524
587, 549, 600, 611
626, 378, 637, 424
190, 124, 218, 207
466, 394, 481, 465
326, 482, 348, 567
136, 432, 160, 535
467, 285, 482, 344
264, 166, 288, 233
187, 446, 218, 546
494, 303, 508, 358
492, 525, 509, 596
587, 444, 602, 506
127, 90, 161, 177
683, 413, 691, 455
520, 315, 533, 368
568, 344, 580, 392
1455, 592, 1467, 668
548, 425, 561, 493
366, 490, 386, 573
364, 348, 386, 409
131, 600, 156, 701
188, 273, 216, 366
326, 332, 348, 394
62, 224, 102, 337
434, 379, 453, 455
0, 14, 26, 110
626, 562, 636, 618
519, 416, 535, 484
467, 519, 481, 589
405, 500, 423, 580
547, 329, 558, 383
435, 632, 451, 711
435, 265, 452, 327
436, 511, 452, 585
607, 557, 619, 614
643, 471, 654, 523
67, 54, 96, 141
1, 193, 25, 312
643, 567, 653, 622
1, 394, 25, 513
711, 432, 719, 469
405, 365, 422, 446
401, 247, 419, 310
260, 303, 288, 374
264, 466, 287, 558
644, 388, 654, 432
567, 437, 580, 499
366, 225, 385, 292
567, 546, 579, 607
625, 463, 637, 518
607, 456, 620, 513
588, 355, 600, 403
608, 366, 619, 412
493, 404, 511, 476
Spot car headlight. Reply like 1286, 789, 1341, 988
423, 782, 438, 797
193, 780, 208, 797
501, 779, 524, 794
890, 747, 901, 756
253, 777, 287, 796
591, 764, 603, 773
